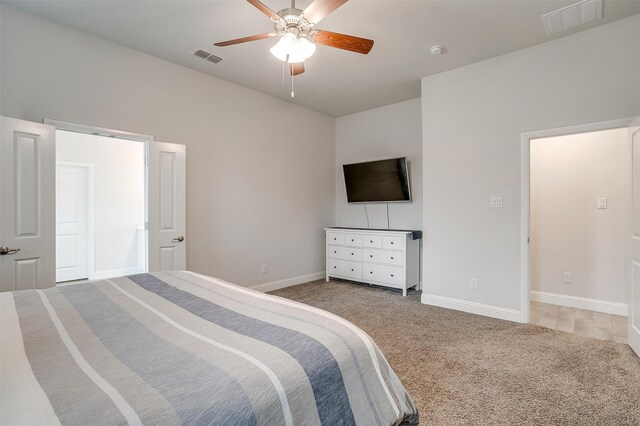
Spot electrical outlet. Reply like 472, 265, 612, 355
470, 278, 478, 290
563, 272, 572, 283
261, 264, 268, 274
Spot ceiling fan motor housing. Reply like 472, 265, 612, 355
275, 8, 312, 34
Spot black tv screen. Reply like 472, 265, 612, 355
343, 157, 411, 203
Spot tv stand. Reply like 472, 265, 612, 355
324, 227, 421, 296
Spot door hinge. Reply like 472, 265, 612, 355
145, 221, 149, 230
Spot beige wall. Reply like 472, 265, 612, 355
1, 5, 335, 287
421, 13, 640, 313
531, 128, 629, 304
335, 98, 422, 231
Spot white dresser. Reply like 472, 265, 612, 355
324, 227, 420, 296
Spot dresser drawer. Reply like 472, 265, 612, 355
327, 259, 362, 279
343, 247, 362, 261
329, 246, 362, 262
327, 258, 344, 275
328, 246, 343, 259
363, 249, 403, 266
363, 264, 403, 286
362, 235, 382, 248
327, 232, 345, 245
342, 261, 362, 279
382, 235, 403, 250
343, 233, 362, 247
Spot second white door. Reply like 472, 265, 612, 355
148, 141, 186, 272
56, 163, 91, 282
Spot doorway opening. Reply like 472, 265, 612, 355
528, 127, 628, 342
520, 119, 635, 343
55, 129, 147, 283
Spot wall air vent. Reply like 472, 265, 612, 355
193, 49, 223, 64
541, 0, 603, 35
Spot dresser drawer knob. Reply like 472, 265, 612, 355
369, 271, 373, 274
351, 253, 354, 255
334, 251, 337, 253
351, 239, 354, 242
391, 274, 394, 277
369, 255, 373, 258
391, 242, 394, 245
334, 266, 337, 269
351, 268, 354, 272
370, 240, 373, 243
391, 257, 394, 260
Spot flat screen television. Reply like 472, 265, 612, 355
343, 157, 411, 203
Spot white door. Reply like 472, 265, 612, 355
56, 163, 90, 282
148, 141, 186, 271
0, 117, 55, 292
629, 117, 640, 357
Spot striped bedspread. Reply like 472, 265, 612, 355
1, 271, 418, 425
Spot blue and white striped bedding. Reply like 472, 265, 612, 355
1, 271, 418, 425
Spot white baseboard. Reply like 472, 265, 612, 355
250, 272, 325, 293
421, 293, 522, 323
530, 291, 628, 316
92, 267, 144, 281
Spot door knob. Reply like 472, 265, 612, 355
0, 246, 20, 255
172, 235, 185, 243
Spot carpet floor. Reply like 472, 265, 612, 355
270, 279, 640, 425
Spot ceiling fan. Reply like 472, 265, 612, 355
214, 0, 374, 77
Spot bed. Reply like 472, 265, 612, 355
1, 271, 418, 425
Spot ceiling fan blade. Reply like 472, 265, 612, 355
289, 62, 305, 76
302, 0, 348, 25
313, 30, 374, 54
246, 0, 282, 21
214, 33, 276, 47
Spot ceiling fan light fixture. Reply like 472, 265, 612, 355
269, 32, 297, 61
270, 32, 316, 63
288, 37, 316, 63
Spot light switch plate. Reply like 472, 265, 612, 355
490, 197, 503, 208
597, 197, 607, 209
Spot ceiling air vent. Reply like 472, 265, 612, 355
541, 0, 603, 35
194, 49, 223, 64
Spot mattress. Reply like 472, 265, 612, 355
1, 271, 418, 425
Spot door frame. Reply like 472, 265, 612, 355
519, 117, 637, 324
56, 161, 95, 281
45, 119, 153, 275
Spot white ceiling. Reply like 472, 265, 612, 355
6, 0, 640, 117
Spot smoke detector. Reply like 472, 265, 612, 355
429, 45, 445, 55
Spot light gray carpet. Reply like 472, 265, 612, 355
270, 279, 640, 425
